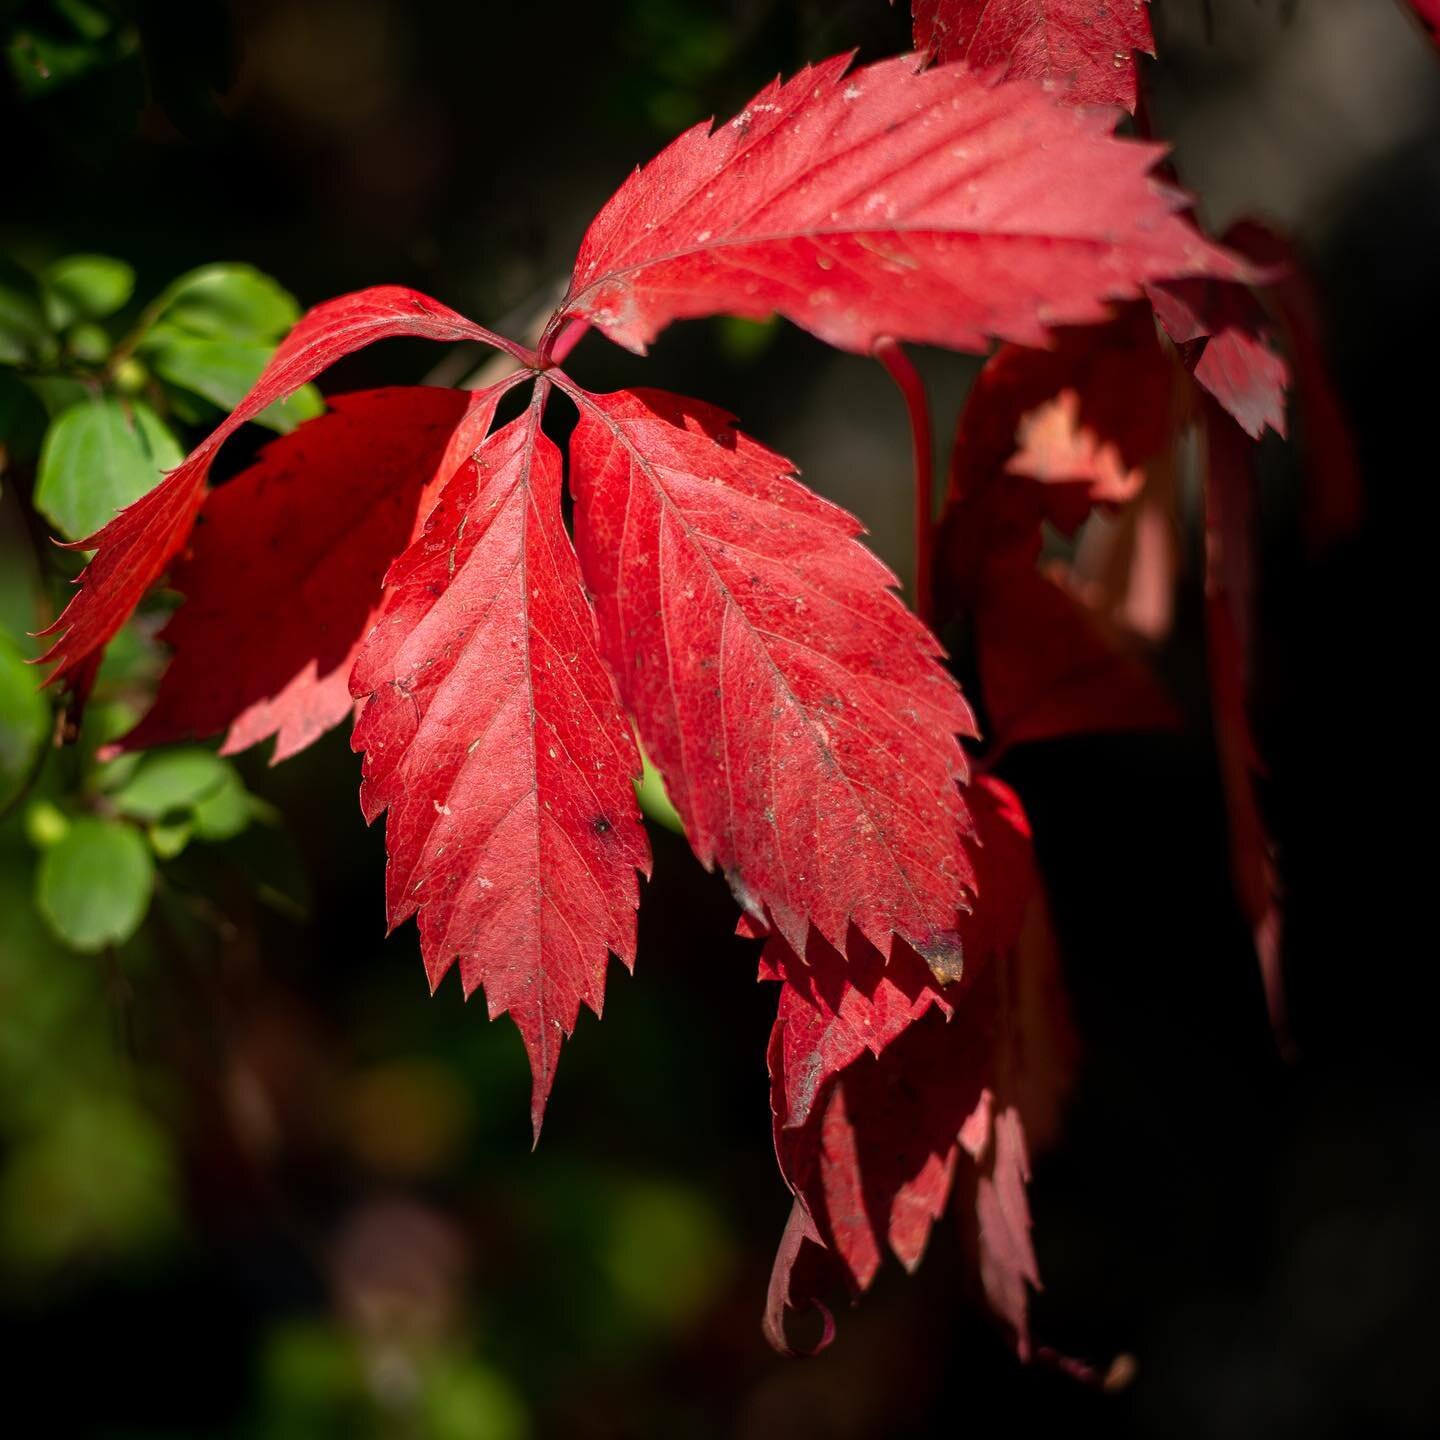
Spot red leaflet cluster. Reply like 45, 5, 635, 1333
34, 30, 1305, 1357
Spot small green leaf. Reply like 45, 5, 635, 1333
66, 322, 111, 364
146, 819, 192, 860
147, 333, 322, 433
0, 634, 48, 810
189, 765, 253, 842
156, 264, 300, 342
24, 799, 70, 850
35, 816, 154, 952
43, 255, 135, 327
111, 748, 228, 822
34, 397, 184, 541
635, 744, 684, 834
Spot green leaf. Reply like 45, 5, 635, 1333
35, 817, 154, 952
42, 255, 134, 327
146, 819, 192, 860
0, 284, 55, 366
189, 765, 253, 842
110, 748, 228, 822
34, 397, 183, 541
147, 333, 322, 433
155, 263, 300, 342
634, 744, 684, 835
24, 799, 69, 850
0, 634, 48, 810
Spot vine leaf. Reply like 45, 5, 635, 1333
567, 383, 976, 970
554, 49, 1241, 357
351, 388, 650, 1138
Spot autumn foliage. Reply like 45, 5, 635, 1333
34, 0, 1377, 1360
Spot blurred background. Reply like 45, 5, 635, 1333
2, 0, 1437, 1434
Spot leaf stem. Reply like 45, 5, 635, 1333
545, 318, 590, 368
874, 338, 935, 625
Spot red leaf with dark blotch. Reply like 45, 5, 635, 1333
911, 1, 1155, 112
36, 287, 504, 710
351, 387, 650, 1138
554, 53, 1243, 357
764, 777, 1037, 1310
118, 385, 509, 763
1148, 279, 1288, 440
567, 382, 977, 969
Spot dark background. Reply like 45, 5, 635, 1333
2, 0, 1437, 1434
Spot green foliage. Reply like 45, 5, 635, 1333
34, 395, 182, 540
34, 815, 154, 951
42, 254, 135, 327
1, 250, 319, 544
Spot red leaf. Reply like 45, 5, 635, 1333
911, 1, 1155, 112
1006, 388, 1145, 505
1221, 220, 1363, 553
566, 382, 977, 969
963, 1099, 1041, 1357
350, 386, 650, 1138
761, 930, 955, 1131
118, 385, 509, 763
971, 552, 1180, 753
1204, 399, 1289, 1056
553, 53, 1243, 357
764, 776, 1052, 1353
37, 287, 506, 710
1148, 278, 1289, 440
934, 308, 1182, 748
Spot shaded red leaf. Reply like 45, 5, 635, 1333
1006, 388, 1145, 505
911, 0, 1155, 112
1149, 278, 1289, 440
761, 929, 955, 1131
963, 1099, 1041, 1357
350, 386, 650, 1137
118, 385, 509, 763
1204, 399, 1289, 1057
553, 52, 1243, 357
1222, 220, 1363, 554
971, 551, 1180, 753
933, 308, 1181, 748
37, 287, 506, 711
566, 382, 977, 969
764, 776, 1054, 1353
